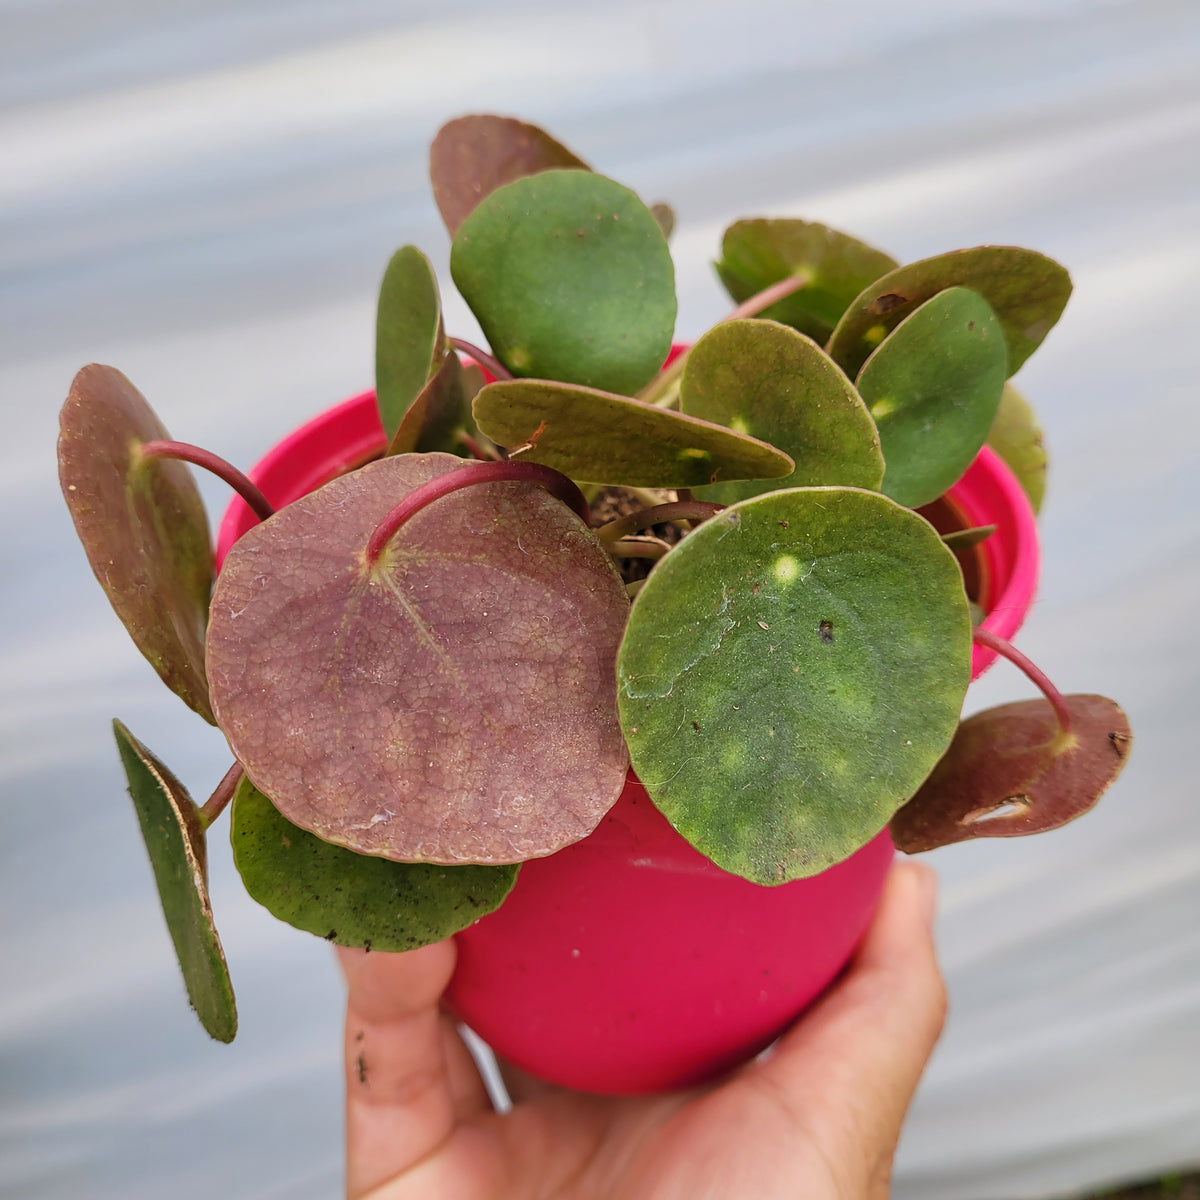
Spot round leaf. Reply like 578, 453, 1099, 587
987, 382, 1047, 513
890, 694, 1131, 852
856, 288, 1008, 509
230, 777, 518, 950
376, 246, 444, 443
826, 246, 1072, 380
113, 720, 237, 1042
473, 379, 794, 488
59, 365, 215, 722
207, 453, 630, 864
716, 219, 898, 343
679, 318, 883, 503
617, 487, 971, 884
431, 114, 589, 236
451, 170, 677, 395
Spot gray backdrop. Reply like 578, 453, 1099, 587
3, 1, 1197, 1196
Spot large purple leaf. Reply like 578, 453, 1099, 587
207, 453, 630, 864
58, 365, 215, 722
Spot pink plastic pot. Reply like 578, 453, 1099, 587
217, 373, 1039, 1095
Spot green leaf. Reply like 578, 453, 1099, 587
112, 721, 237, 1042
230, 777, 518, 950
678, 319, 883, 503
942, 524, 995, 552
987, 382, 1047, 513
473, 379, 794, 488
856, 288, 1008, 509
207, 453, 630, 864
375, 246, 444, 443
617, 488, 971, 884
58, 366, 215, 722
890, 694, 1131, 851
715, 218, 898, 343
826, 246, 1071, 380
387, 350, 484, 457
430, 114, 589, 236
451, 170, 677, 395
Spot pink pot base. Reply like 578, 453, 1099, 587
447, 774, 894, 1094
216, 371, 1039, 1095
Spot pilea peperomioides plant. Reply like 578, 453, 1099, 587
59, 113, 1131, 1047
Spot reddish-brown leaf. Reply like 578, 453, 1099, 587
430, 114, 589, 236
386, 350, 483, 457
206, 453, 630, 864
58, 365, 215, 722
890, 694, 1131, 852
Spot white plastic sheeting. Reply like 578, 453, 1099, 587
2, 2, 1197, 1196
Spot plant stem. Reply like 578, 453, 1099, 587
198, 762, 243, 830
638, 354, 687, 409
141, 440, 274, 523
448, 337, 513, 382
637, 273, 811, 409
597, 500, 725, 544
972, 628, 1074, 735
609, 537, 670, 560
366, 461, 589, 566
724, 271, 813, 322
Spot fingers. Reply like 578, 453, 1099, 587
339, 941, 488, 1200
750, 859, 946, 1189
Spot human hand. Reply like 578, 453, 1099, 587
338, 858, 945, 1200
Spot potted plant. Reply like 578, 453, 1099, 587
57, 113, 1131, 1094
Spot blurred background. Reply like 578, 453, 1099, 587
2, 1, 1197, 1196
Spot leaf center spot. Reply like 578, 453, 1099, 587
773, 555, 799, 584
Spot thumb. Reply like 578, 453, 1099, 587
750, 859, 946, 1187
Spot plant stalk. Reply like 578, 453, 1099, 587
637, 273, 812, 409
972, 628, 1074, 735
198, 762, 243, 830
609, 536, 670, 560
597, 500, 724, 544
366, 461, 590, 566
448, 337, 513, 382
141, 440, 274, 523
723, 270, 814, 322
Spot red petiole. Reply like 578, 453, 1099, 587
366, 461, 589, 566
972, 628, 1074, 735
141, 440, 274, 524
197, 762, 244, 830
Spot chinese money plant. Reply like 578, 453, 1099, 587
58, 114, 1131, 1042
